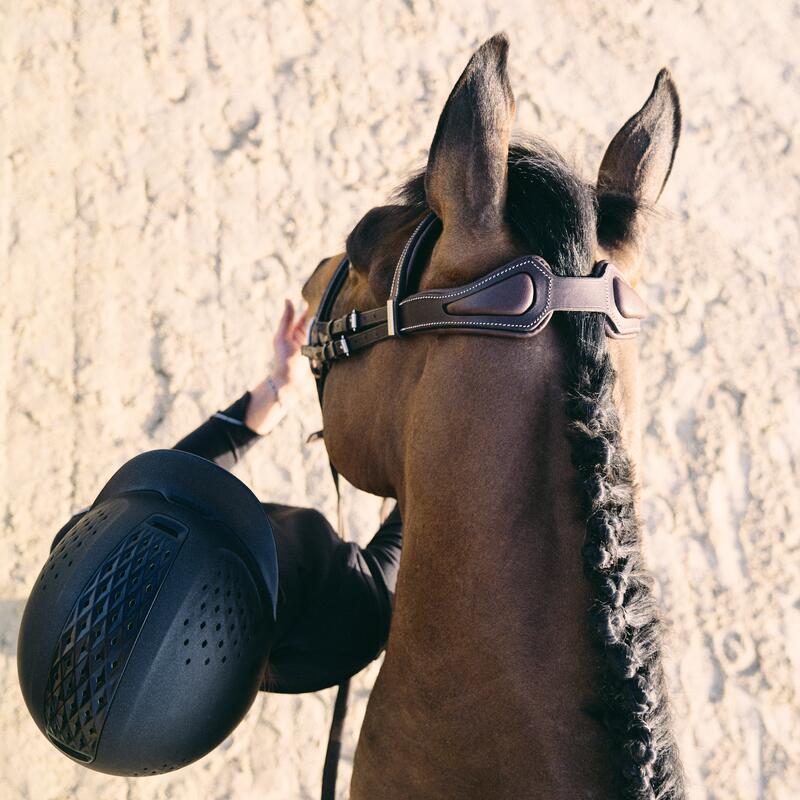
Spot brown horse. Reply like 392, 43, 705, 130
302, 34, 684, 800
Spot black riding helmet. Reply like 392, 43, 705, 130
17, 449, 279, 776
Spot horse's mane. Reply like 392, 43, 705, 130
395, 138, 685, 800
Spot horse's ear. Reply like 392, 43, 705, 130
598, 68, 681, 205
596, 70, 680, 267
425, 33, 515, 235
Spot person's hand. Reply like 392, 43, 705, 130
245, 299, 309, 435
271, 299, 309, 390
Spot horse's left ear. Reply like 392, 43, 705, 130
597, 69, 681, 261
425, 33, 516, 236
598, 68, 681, 204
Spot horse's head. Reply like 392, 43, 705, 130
301, 33, 680, 501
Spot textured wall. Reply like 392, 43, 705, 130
1, 1, 798, 798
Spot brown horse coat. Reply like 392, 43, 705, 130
303, 34, 683, 800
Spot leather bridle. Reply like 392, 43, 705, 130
302, 209, 648, 800
301, 211, 647, 393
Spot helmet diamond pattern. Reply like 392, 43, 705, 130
43, 514, 186, 761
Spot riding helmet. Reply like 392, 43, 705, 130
17, 449, 279, 776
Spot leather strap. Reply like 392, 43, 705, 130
301, 250, 647, 371
549, 262, 647, 337
309, 305, 388, 340
320, 679, 350, 800
398, 258, 644, 339
390, 212, 442, 301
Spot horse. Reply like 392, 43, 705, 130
302, 33, 685, 800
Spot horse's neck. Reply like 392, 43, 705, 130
391, 361, 601, 706
356, 331, 636, 796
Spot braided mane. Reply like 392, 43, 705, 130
397, 138, 685, 800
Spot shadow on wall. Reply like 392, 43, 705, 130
0, 599, 26, 657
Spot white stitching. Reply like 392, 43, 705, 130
401, 317, 550, 332
399, 256, 550, 305
400, 260, 553, 333
391, 214, 433, 298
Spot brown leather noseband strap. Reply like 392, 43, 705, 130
301, 211, 647, 379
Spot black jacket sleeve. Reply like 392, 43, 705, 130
261, 502, 403, 694
51, 392, 261, 551
172, 391, 261, 468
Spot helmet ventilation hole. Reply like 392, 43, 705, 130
38, 505, 124, 591
181, 560, 260, 669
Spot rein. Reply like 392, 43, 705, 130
304, 209, 648, 800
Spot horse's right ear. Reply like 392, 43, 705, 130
598, 69, 681, 204
596, 70, 681, 263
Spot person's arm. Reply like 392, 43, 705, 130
172, 391, 260, 468
360, 503, 402, 604
173, 299, 308, 468
262, 504, 404, 694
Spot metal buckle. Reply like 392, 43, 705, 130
386, 299, 398, 337
348, 309, 359, 331
339, 336, 350, 357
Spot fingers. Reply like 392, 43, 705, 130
291, 303, 310, 345
295, 304, 309, 327
274, 297, 309, 356
277, 299, 295, 338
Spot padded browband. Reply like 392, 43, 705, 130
302, 212, 647, 372
393, 256, 646, 337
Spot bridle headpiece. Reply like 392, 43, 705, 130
302, 211, 647, 386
